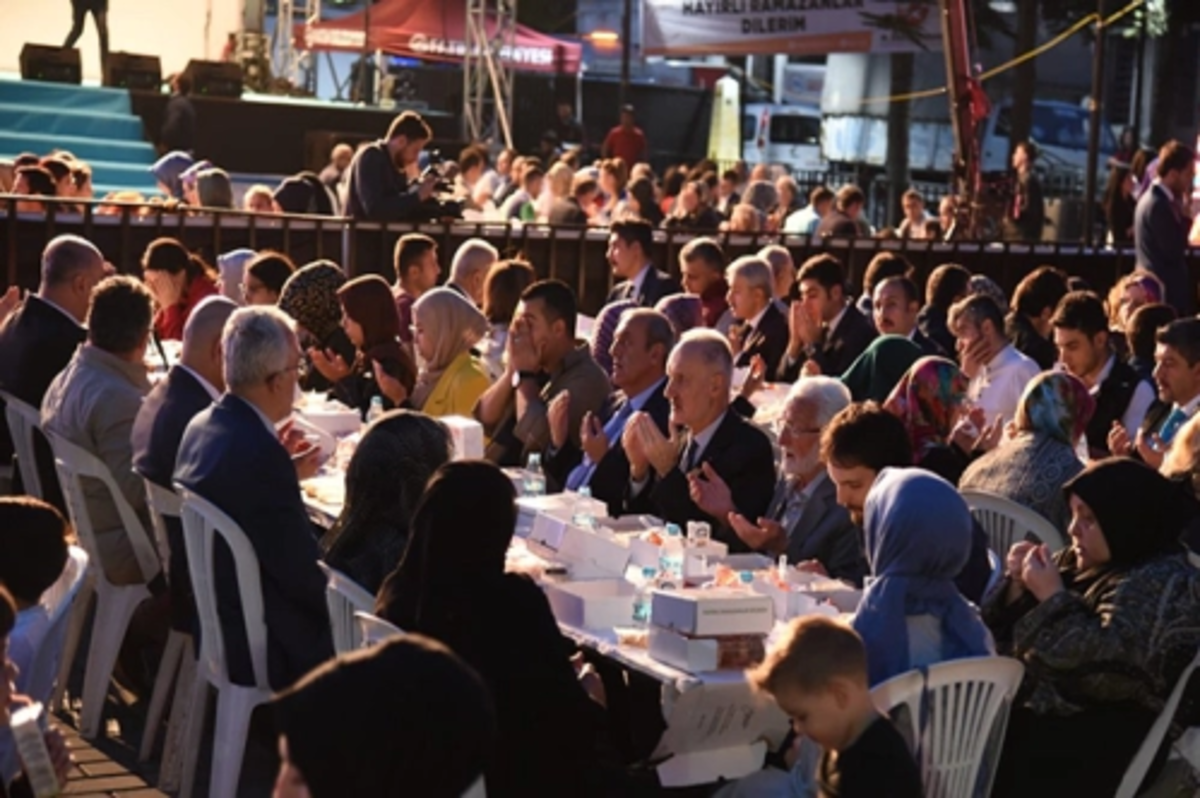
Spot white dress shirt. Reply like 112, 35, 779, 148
968, 344, 1041, 425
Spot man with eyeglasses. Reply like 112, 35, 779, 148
723, 377, 868, 585
174, 305, 333, 690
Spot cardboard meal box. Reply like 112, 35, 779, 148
544, 579, 636, 630
556, 523, 631, 580
647, 625, 766, 673
440, 415, 485, 460
525, 493, 609, 551
626, 534, 729, 572
651, 588, 774, 637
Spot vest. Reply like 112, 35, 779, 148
1087, 359, 1142, 456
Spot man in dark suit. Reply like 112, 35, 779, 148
545, 310, 672, 516
1135, 140, 1196, 316
727, 377, 867, 585
725, 255, 789, 377
0, 235, 106, 506
778, 254, 877, 382
1003, 141, 1045, 242
174, 306, 332, 690
623, 330, 776, 550
605, 218, 680, 306
548, 174, 597, 226
132, 297, 235, 635
872, 275, 944, 356
814, 184, 869, 238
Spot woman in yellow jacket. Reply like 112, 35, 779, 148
409, 287, 491, 418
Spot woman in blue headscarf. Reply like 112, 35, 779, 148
150, 150, 194, 200
853, 467, 994, 685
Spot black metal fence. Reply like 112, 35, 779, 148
4, 196, 1195, 317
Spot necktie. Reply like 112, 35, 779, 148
1159, 406, 1189, 445
770, 478, 809, 533
565, 400, 636, 491
682, 437, 700, 472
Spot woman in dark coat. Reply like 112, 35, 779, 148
376, 461, 606, 798
984, 458, 1200, 797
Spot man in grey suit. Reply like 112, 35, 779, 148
726, 376, 867, 585
1135, 140, 1196, 316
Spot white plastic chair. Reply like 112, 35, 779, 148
177, 487, 274, 798
47, 431, 162, 739
1116, 646, 1200, 798
0, 389, 44, 500
138, 479, 195, 785
870, 656, 1025, 798
983, 549, 1003, 598
317, 561, 376, 654
354, 610, 404, 647
960, 489, 1067, 556
22, 546, 90, 705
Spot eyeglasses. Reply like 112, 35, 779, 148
268, 362, 303, 382
778, 420, 822, 438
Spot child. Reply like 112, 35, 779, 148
747, 616, 922, 798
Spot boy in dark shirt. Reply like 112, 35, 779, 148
747, 616, 922, 798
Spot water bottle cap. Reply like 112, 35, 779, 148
578, 485, 591, 498
370, 396, 383, 406
739, 570, 754, 584
665, 523, 682, 536
642, 566, 657, 578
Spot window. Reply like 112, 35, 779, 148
769, 114, 822, 146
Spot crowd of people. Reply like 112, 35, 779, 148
2, 113, 1200, 797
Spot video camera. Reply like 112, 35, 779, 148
412, 149, 464, 221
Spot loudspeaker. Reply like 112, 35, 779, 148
183, 59, 243, 98
103, 52, 162, 91
20, 44, 81, 84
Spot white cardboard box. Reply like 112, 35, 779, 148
440, 415, 485, 460
651, 588, 774, 637
646, 625, 766, 673
544, 580, 636, 630
556, 524, 631, 579
626, 535, 729, 572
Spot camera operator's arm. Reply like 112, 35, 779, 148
352, 146, 437, 220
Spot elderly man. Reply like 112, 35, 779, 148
174, 306, 332, 690
42, 276, 154, 585
679, 237, 731, 333
726, 256, 788, 377
606, 218, 680, 307
623, 329, 775, 548
475, 280, 610, 467
950, 293, 1039, 427
0, 235, 107, 504
545, 309, 673, 515
758, 244, 794, 313
723, 377, 866, 584
446, 238, 498, 307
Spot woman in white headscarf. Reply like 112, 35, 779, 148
410, 287, 491, 418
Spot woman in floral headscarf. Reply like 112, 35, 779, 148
277, 260, 357, 393
960, 371, 1095, 532
883, 356, 971, 484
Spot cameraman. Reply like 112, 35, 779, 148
346, 111, 440, 221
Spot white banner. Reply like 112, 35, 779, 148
643, 0, 941, 57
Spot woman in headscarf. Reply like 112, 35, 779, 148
277, 260, 357, 393
195, 167, 234, 209
311, 274, 416, 418
272, 635, 495, 798
150, 150, 193, 201
141, 236, 219, 341
376, 462, 606, 798
840, 335, 923, 403
654, 293, 704, 338
960, 372, 1094, 532
321, 410, 452, 593
215, 248, 255, 304
589, 298, 636, 377
408, 287, 490, 418
883, 356, 972, 484
853, 467, 994, 686
983, 458, 1200, 797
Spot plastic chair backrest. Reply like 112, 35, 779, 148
960, 489, 1066, 556
178, 487, 271, 692
0, 389, 44, 500
144, 479, 182, 572
47, 430, 161, 585
870, 656, 1024, 798
23, 546, 90, 705
316, 561, 375, 654
354, 610, 404, 648
1115, 644, 1200, 798
983, 549, 1003, 598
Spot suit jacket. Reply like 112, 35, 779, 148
0, 294, 86, 507
735, 302, 790, 378
624, 410, 776, 551
1135, 184, 1193, 315
912, 328, 946, 358
131, 366, 215, 633
548, 197, 589, 226
174, 394, 333, 690
545, 380, 670, 516
777, 304, 877, 383
606, 267, 682, 308
778, 474, 867, 587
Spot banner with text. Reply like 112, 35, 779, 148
643, 0, 941, 57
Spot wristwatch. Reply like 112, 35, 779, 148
511, 370, 539, 388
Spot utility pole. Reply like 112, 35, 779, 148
1083, 0, 1106, 247
619, 0, 632, 111
940, 0, 982, 238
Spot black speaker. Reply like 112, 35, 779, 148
183, 59, 243, 98
20, 44, 81, 84
103, 52, 162, 91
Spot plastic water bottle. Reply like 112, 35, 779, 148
632, 566, 658, 627
523, 452, 546, 497
572, 485, 596, 529
366, 395, 385, 426
658, 524, 685, 587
